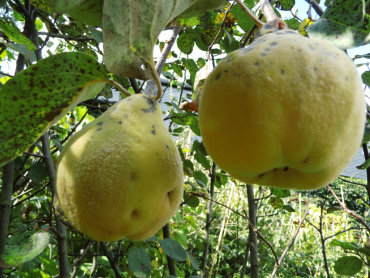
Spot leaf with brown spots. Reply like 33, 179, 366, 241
48, 0, 103, 27
0, 52, 108, 167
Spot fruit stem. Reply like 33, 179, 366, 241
235, 0, 264, 28
149, 59, 163, 101
104, 79, 132, 97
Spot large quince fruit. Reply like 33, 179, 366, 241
198, 28, 366, 190
56, 94, 184, 241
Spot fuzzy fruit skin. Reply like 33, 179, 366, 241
56, 94, 184, 241
199, 29, 365, 190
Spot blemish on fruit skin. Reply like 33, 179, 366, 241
280, 69, 285, 74
131, 173, 137, 181
166, 145, 170, 150
97, 122, 103, 126
97, 128, 102, 132
151, 125, 156, 135
270, 42, 278, 47
142, 97, 157, 113
216, 73, 221, 80
254, 62, 259, 66
119, 121, 122, 124
283, 167, 289, 171
258, 173, 265, 178
131, 209, 139, 218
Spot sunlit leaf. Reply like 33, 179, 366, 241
0, 20, 37, 50
0, 52, 107, 167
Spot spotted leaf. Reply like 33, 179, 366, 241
0, 52, 107, 167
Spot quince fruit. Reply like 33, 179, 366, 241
199, 28, 365, 190
56, 94, 184, 241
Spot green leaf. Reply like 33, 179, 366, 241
128, 247, 152, 277
330, 239, 360, 251
48, 0, 103, 26
30, 0, 53, 13
326, 205, 343, 213
159, 238, 187, 261
174, 0, 228, 20
192, 140, 208, 156
177, 32, 195, 55
269, 196, 284, 209
307, 0, 370, 49
185, 195, 200, 207
173, 230, 188, 249
284, 18, 300, 30
0, 52, 107, 167
356, 157, 370, 170
194, 152, 211, 169
230, 4, 256, 32
187, 251, 199, 270
334, 256, 362, 276
193, 170, 208, 188
183, 58, 199, 74
103, 0, 202, 80
29, 162, 48, 184
0, 231, 50, 268
271, 188, 291, 198
362, 71, 370, 86
0, 20, 37, 50
2, 42, 37, 63
275, 0, 295, 11
282, 205, 295, 212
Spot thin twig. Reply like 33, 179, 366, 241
208, 1, 236, 60
327, 185, 370, 233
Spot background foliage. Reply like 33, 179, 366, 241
0, 0, 370, 277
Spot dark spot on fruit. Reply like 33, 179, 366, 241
260, 53, 267, 57
224, 70, 228, 73
313, 67, 317, 72
80, 68, 85, 74
12, 96, 18, 101
119, 121, 122, 124
345, 76, 349, 81
97, 128, 102, 132
142, 97, 157, 113
264, 48, 270, 52
131, 209, 139, 218
97, 122, 103, 126
258, 173, 265, 178
151, 125, 156, 135
125, 98, 131, 102
124, 114, 129, 118
283, 167, 289, 171
166, 145, 170, 150
273, 168, 277, 171
216, 73, 221, 80
131, 173, 137, 181
254, 62, 259, 66
280, 69, 284, 74
270, 42, 278, 47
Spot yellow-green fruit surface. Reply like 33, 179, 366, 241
56, 94, 184, 241
199, 29, 365, 190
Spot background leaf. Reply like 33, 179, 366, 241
128, 247, 152, 277
159, 238, 187, 261
307, 0, 370, 49
333, 256, 362, 275
0, 231, 50, 268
